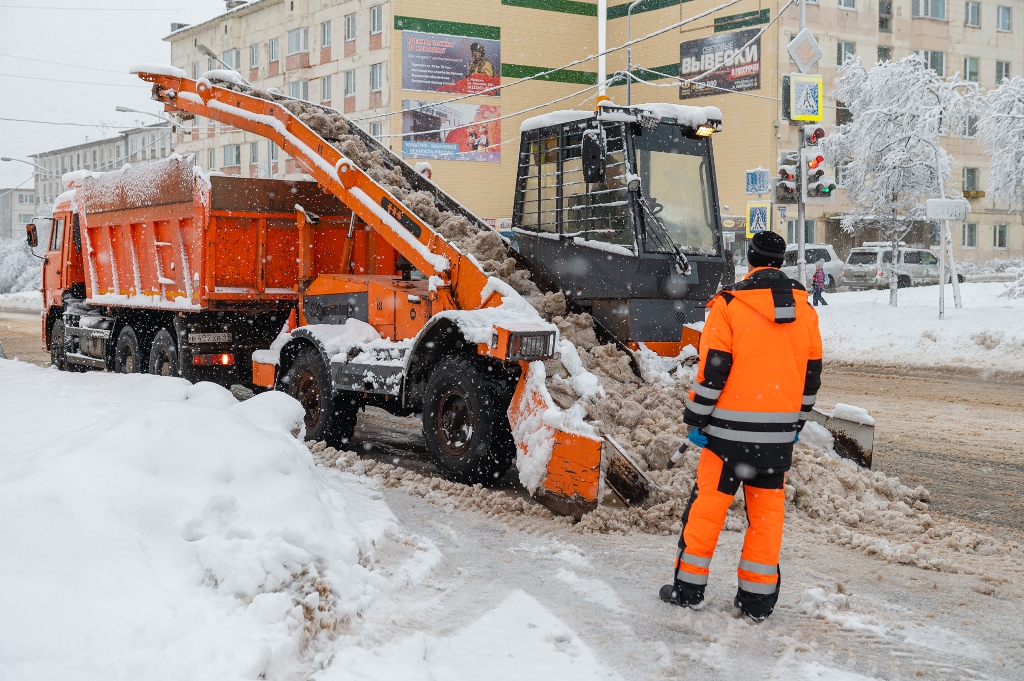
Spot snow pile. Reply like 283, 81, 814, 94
0, 361, 396, 679
830, 403, 875, 426
998, 272, 1024, 299
0, 238, 40, 294
818, 283, 1024, 373
0, 290, 41, 312
957, 256, 1024, 276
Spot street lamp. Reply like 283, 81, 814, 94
115, 105, 172, 122
626, 0, 649, 105
196, 43, 252, 86
1, 156, 54, 177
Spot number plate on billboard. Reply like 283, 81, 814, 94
189, 332, 233, 344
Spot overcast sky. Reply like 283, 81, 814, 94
0, 0, 231, 188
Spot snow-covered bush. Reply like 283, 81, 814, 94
979, 76, 1024, 212
825, 55, 981, 306
0, 237, 40, 294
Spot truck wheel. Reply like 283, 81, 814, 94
149, 328, 179, 377
423, 355, 517, 485
115, 326, 145, 374
284, 346, 358, 448
50, 318, 67, 370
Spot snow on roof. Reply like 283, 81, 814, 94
635, 103, 722, 126
520, 111, 593, 133
53, 188, 76, 212
129, 63, 188, 79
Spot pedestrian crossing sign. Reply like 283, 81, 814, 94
790, 74, 823, 122
746, 201, 771, 238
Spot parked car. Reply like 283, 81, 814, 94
841, 243, 964, 289
781, 244, 842, 291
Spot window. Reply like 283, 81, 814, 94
877, 45, 892, 62
962, 223, 977, 247
370, 5, 383, 33
912, 0, 946, 19
965, 0, 980, 25
964, 56, 979, 82
837, 41, 856, 65
250, 142, 258, 163
130, 137, 138, 154
879, 0, 893, 30
287, 80, 309, 100
18, 193, 33, 204
49, 218, 64, 251
836, 101, 853, 125
223, 144, 241, 166
997, 61, 1011, 82
269, 141, 279, 161
344, 70, 356, 96
321, 20, 332, 47
903, 250, 922, 265
287, 27, 309, 55
370, 63, 383, 91
994, 224, 1008, 248
921, 250, 938, 264
269, 37, 280, 62
965, 114, 978, 137
839, 0, 855, 9
208, 148, 216, 169
963, 167, 979, 191
345, 14, 356, 41
18, 214, 32, 224
208, 57, 216, 72
370, 122, 383, 140
997, 5, 1011, 30
222, 48, 240, 70
192, 63, 199, 79
914, 50, 945, 75
787, 220, 815, 244
250, 43, 259, 68
321, 75, 332, 101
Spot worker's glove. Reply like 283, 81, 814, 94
687, 427, 709, 448
793, 431, 800, 444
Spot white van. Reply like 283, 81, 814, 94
781, 244, 842, 291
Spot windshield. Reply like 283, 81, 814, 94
847, 251, 878, 265
634, 125, 718, 255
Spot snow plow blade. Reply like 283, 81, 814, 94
807, 408, 875, 468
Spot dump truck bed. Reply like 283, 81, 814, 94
77, 156, 362, 310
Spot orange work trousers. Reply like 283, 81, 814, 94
674, 448, 785, 596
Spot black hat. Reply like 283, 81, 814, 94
747, 231, 787, 268
470, 42, 485, 53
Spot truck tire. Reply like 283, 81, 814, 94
50, 318, 67, 370
115, 326, 145, 374
422, 355, 517, 485
284, 346, 358, 448
149, 328, 179, 377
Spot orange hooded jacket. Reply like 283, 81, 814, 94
683, 267, 823, 472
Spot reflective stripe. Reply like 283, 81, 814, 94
692, 383, 723, 400
802, 395, 816, 405
738, 578, 778, 594
683, 552, 712, 568
738, 558, 777, 575
711, 408, 800, 424
678, 572, 709, 586
705, 426, 797, 444
798, 413, 809, 421
775, 307, 796, 320
685, 398, 715, 415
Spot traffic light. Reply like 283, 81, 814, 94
802, 148, 835, 203
804, 123, 826, 146
774, 150, 799, 204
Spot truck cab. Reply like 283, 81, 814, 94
28, 190, 85, 354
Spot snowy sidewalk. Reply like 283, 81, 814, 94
816, 282, 1024, 374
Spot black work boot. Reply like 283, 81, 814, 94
659, 580, 706, 609
734, 570, 781, 622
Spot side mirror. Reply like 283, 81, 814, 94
26, 223, 38, 248
581, 128, 606, 184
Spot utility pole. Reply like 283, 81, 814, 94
598, 0, 607, 96
795, 0, 807, 285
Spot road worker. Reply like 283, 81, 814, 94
660, 231, 822, 621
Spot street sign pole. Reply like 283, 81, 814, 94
795, 0, 808, 284
939, 219, 946, 319
926, 198, 969, 318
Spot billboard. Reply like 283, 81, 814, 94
401, 31, 501, 96
401, 99, 501, 163
679, 28, 761, 100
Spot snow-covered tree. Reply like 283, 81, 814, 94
0, 237, 41, 294
824, 55, 981, 306
979, 76, 1024, 212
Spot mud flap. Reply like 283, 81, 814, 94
807, 407, 875, 468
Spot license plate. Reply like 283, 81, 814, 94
189, 332, 233, 344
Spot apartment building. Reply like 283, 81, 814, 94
30, 123, 173, 216
0, 187, 36, 240
162, 0, 1022, 259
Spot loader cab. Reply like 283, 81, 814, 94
513, 103, 726, 353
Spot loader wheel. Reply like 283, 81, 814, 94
423, 355, 517, 485
284, 346, 358, 448
115, 325, 145, 374
50, 318, 67, 370
149, 328, 179, 377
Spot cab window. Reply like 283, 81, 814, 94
806, 248, 830, 262
847, 251, 877, 265
903, 250, 922, 264
921, 251, 938, 265
49, 218, 65, 252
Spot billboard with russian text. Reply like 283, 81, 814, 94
401, 99, 501, 163
401, 31, 501, 96
679, 28, 761, 100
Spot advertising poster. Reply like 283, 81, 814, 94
401, 99, 501, 163
402, 31, 501, 96
679, 28, 761, 100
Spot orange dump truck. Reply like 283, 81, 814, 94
30, 72, 603, 517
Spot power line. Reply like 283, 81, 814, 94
0, 4, 211, 10
0, 116, 171, 129
0, 52, 128, 75
0, 72, 146, 88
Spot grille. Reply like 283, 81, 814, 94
510, 332, 555, 361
